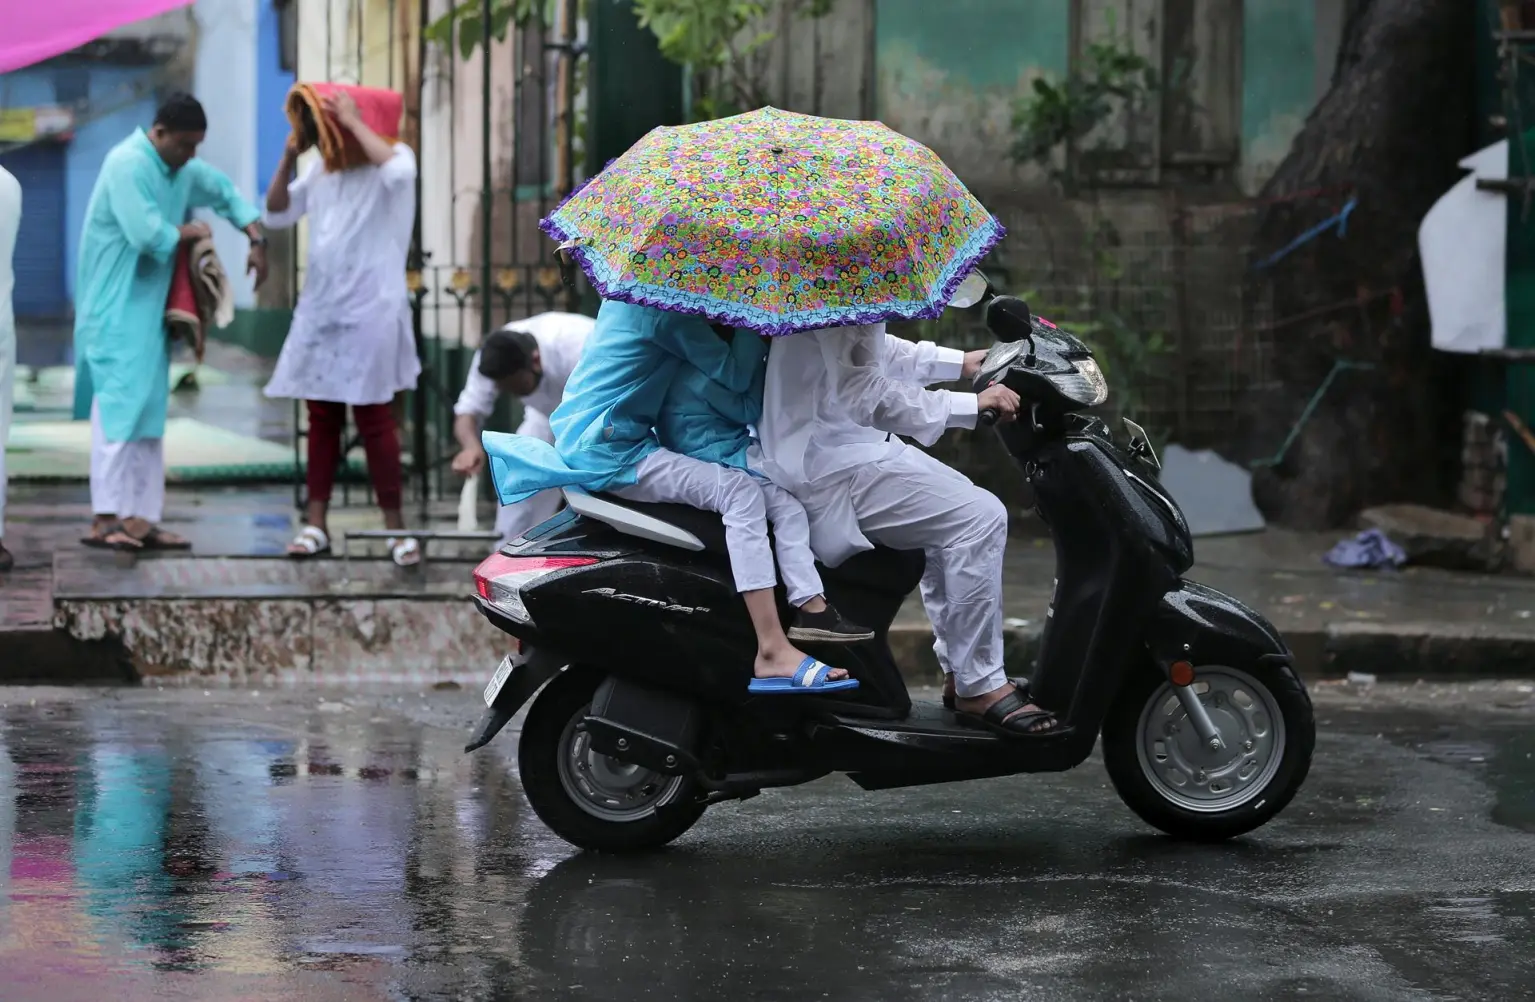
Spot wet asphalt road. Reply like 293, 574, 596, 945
0, 683, 1531, 1002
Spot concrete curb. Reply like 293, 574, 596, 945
6, 604, 1535, 688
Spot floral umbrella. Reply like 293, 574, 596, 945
541, 106, 1003, 336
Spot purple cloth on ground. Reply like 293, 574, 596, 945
1323, 529, 1406, 569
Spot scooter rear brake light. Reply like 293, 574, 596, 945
472, 555, 598, 621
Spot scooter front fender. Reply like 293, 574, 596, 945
464, 647, 567, 752
1147, 580, 1292, 671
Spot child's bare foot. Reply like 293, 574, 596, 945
754, 645, 849, 681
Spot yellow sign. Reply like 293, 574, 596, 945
0, 106, 73, 143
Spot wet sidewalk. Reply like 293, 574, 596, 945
5, 475, 1535, 684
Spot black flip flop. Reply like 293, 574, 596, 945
80, 521, 144, 552
954, 684, 1071, 740
140, 527, 193, 551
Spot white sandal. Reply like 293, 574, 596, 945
388, 536, 422, 567
287, 525, 331, 559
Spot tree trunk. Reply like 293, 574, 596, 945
1229, 0, 1478, 528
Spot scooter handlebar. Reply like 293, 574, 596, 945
979, 408, 1000, 427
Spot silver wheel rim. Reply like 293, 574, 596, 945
555, 707, 687, 822
1134, 665, 1286, 814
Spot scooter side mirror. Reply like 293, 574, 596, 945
984, 295, 1035, 344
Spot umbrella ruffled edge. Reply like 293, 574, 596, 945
540, 184, 1006, 337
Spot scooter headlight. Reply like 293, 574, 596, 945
1050, 357, 1109, 406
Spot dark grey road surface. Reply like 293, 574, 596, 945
0, 682, 1531, 1001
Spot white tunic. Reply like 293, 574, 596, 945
757, 323, 974, 564
262, 146, 421, 405
0, 166, 18, 535
453, 310, 593, 543
452, 310, 593, 424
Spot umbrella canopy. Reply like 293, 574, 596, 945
541, 107, 1003, 336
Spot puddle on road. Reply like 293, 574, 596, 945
0, 701, 542, 996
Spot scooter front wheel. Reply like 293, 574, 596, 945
519, 667, 707, 852
1101, 658, 1314, 841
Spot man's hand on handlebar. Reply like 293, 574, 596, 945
977, 384, 1022, 424
961, 349, 988, 380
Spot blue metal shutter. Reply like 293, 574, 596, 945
0, 142, 69, 319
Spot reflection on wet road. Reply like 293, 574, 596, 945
0, 687, 1531, 1001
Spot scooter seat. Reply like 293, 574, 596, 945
589, 493, 925, 596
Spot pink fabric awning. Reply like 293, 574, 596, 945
0, 0, 192, 75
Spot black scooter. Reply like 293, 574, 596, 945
465, 278, 1315, 851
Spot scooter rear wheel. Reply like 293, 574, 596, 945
1101, 658, 1314, 841
519, 667, 707, 852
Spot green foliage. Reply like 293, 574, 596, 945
424, 0, 558, 60
1009, 35, 1158, 179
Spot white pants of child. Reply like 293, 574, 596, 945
90, 401, 166, 523
613, 447, 823, 606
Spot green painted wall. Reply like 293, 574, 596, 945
1240, 0, 1317, 191
874, 0, 1069, 188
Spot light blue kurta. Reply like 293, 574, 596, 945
71, 129, 260, 441
654, 331, 766, 472
485, 300, 760, 505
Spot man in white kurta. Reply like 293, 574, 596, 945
0, 164, 18, 572
263, 90, 421, 564
451, 310, 592, 544
757, 323, 1061, 734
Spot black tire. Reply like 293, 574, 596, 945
1101, 658, 1315, 841
518, 667, 707, 853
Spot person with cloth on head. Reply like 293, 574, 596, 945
0, 163, 18, 572
263, 86, 422, 565
451, 311, 593, 546
484, 299, 871, 694
74, 92, 268, 553
755, 321, 1065, 738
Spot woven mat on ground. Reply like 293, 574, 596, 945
4, 418, 376, 483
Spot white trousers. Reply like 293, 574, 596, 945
838, 446, 1009, 699
614, 447, 824, 606
0, 327, 12, 536
89, 401, 166, 523
495, 486, 563, 543
493, 409, 562, 544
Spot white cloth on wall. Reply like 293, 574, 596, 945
262, 145, 421, 405
0, 165, 19, 537
90, 401, 166, 522
1421, 139, 1507, 355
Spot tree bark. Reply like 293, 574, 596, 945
1229, 0, 1478, 528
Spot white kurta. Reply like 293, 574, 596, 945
262, 146, 421, 405
454, 311, 593, 542
0, 166, 18, 537
758, 325, 1008, 699
758, 324, 976, 565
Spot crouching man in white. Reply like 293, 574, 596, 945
756, 322, 1064, 738
451, 311, 592, 545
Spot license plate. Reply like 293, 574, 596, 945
484, 654, 517, 707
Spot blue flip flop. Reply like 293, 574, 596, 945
747, 657, 860, 694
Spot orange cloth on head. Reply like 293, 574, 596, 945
285, 82, 404, 172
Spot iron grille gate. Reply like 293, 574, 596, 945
288, 0, 584, 521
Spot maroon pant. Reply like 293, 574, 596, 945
306, 400, 403, 511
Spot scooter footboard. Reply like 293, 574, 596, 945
1147, 581, 1292, 670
